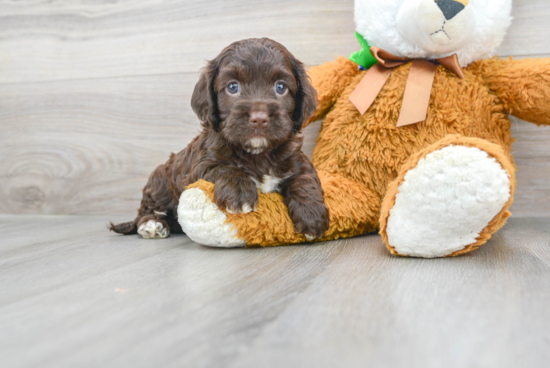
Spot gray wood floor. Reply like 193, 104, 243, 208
1, 215, 549, 368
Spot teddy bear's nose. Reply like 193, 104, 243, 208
435, 0, 469, 20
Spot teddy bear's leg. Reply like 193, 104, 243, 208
379, 135, 516, 258
177, 171, 381, 247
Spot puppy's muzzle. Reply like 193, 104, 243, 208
249, 102, 270, 129
250, 111, 269, 128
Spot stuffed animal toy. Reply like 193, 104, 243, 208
178, 0, 550, 257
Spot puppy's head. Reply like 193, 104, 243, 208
191, 38, 317, 154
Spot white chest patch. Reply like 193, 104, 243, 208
252, 175, 285, 194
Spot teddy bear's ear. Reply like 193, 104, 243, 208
191, 59, 221, 131
289, 54, 318, 133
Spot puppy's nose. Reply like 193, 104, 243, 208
435, 0, 468, 20
249, 111, 269, 128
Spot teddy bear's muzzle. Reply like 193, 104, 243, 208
397, 0, 475, 55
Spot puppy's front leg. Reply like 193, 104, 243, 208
283, 170, 330, 240
202, 165, 259, 214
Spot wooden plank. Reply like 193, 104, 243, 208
1, 215, 549, 367
232, 218, 550, 368
0, 73, 197, 215
0, 0, 357, 84
510, 118, 550, 217
1, 0, 549, 216
497, 0, 550, 57
0, 0, 547, 84
0, 215, 346, 367
1, 74, 549, 217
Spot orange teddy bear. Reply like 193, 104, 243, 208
178, 0, 550, 257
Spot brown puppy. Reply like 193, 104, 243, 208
110, 38, 329, 240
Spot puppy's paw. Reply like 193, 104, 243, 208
214, 179, 259, 215
290, 201, 330, 240
138, 219, 170, 239
226, 202, 255, 215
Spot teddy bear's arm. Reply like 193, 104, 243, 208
475, 58, 550, 126
305, 57, 362, 128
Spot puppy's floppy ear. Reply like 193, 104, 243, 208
289, 55, 318, 133
191, 60, 221, 131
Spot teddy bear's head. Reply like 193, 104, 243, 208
355, 0, 512, 67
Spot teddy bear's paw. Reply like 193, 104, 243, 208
137, 219, 170, 239
384, 145, 511, 258
177, 187, 246, 248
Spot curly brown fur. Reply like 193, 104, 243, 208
110, 38, 329, 239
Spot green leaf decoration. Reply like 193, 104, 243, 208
349, 32, 378, 70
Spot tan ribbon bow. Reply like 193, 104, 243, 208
349, 47, 465, 127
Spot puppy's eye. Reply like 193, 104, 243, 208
275, 82, 287, 95
227, 82, 240, 95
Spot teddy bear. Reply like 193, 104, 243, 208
177, 0, 550, 258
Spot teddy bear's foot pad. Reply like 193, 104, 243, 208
138, 220, 170, 239
177, 187, 246, 248
385, 145, 511, 258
